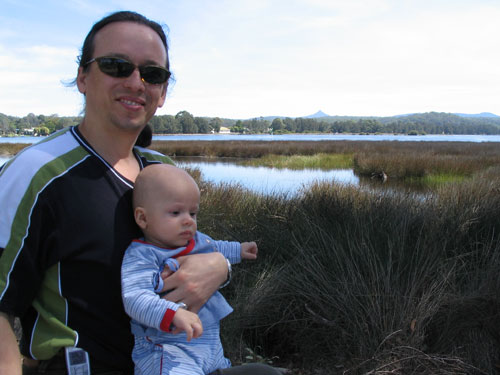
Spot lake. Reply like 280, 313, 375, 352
153, 133, 500, 142
2, 133, 500, 144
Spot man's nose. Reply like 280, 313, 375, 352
123, 68, 145, 91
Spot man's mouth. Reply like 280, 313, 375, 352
118, 97, 145, 108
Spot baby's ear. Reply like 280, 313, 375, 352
134, 207, 148, 230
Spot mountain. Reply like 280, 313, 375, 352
304, 110, 330, 118
453, 112, 499, 118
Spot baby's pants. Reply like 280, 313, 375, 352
132, 324, 231, 375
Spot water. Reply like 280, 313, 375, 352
0, 136, 42, 144
154, 134, 500, 142
2, 133, 500, 144
176, 158, 358, 195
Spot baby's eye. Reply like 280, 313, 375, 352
190, 212, 197, 217
171, 211, 180, 216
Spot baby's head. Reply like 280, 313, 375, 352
133, 164, 200, 248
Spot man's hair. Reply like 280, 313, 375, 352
78, 11, 170, 72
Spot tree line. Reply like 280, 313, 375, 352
1, 111, 499, 136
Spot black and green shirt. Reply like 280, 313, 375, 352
0, 126, 173, 371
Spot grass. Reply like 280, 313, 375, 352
0, 143, 30, 156
242, 153, 353, 170
152, 140, 500, 188
405, 173, 468, 187
194, 172, 500, 374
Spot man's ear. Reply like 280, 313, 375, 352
157, 84, 167, 108
76, 66, 87, 95
134, 207, 148, 230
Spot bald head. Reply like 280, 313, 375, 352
133, 164, 200, 210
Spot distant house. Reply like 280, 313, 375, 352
219, 126, 231, 134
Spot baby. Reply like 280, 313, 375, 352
121, 163, 257, 374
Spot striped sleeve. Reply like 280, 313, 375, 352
121, 244, 179, 332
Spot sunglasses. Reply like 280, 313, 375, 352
85, 56, 171, 85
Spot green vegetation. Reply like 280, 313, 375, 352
0, 143, 31, 156
405, 173, 467, 187
194, 168, 500, 374
241, 153, 353, 170
153, 140, 500, 188
2, 110, 500, 136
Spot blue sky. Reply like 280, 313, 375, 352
1, 0, 499, 119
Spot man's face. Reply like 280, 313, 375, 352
77, 21, 167, 134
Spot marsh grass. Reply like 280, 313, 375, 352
242, 153, 353, 170
192, 168, 500, 374
153, 140, 500, 187
0, 143, 30, 156
4, 140, 499, 187
405, 173, 468, 187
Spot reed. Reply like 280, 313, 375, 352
241, 153, 354, 170
0, 143, 30, 156
192, 168, 500, 374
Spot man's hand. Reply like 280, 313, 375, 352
170, 308, 203, 342
0, 313, 22, 375
241, 241, 258, 260
161, 252, 228, 313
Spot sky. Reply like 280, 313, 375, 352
1, 0, 500, 119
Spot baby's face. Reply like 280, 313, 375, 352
142, 182, 200, 248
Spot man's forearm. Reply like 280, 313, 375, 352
0, 313, 22, 375
162, 252, 229, 312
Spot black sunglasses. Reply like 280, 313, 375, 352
85, 56, 171, 85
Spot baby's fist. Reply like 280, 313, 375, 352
241, 242, 258, 260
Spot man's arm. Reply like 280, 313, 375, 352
161, 252, 229, 313
0, 313, 22, 375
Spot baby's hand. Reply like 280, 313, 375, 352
241, 242, 258, 260
171, 307, 203, 341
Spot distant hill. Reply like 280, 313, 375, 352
454, 112, 499, 118
254, 111, 499, 122
304, 110, 330, 119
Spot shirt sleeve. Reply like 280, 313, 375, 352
121, 245, 180, 332
211, 240, 242, 265
0, 165, 56, 316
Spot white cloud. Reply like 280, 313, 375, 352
0, 44, 81, 116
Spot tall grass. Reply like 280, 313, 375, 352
192, 167, 500, 374
352, 142, 500, 180
0, 143, 30, 156
153, 140, 500, 185
242, 153, 353, 170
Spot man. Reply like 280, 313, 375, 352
0, 11, 230, 375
